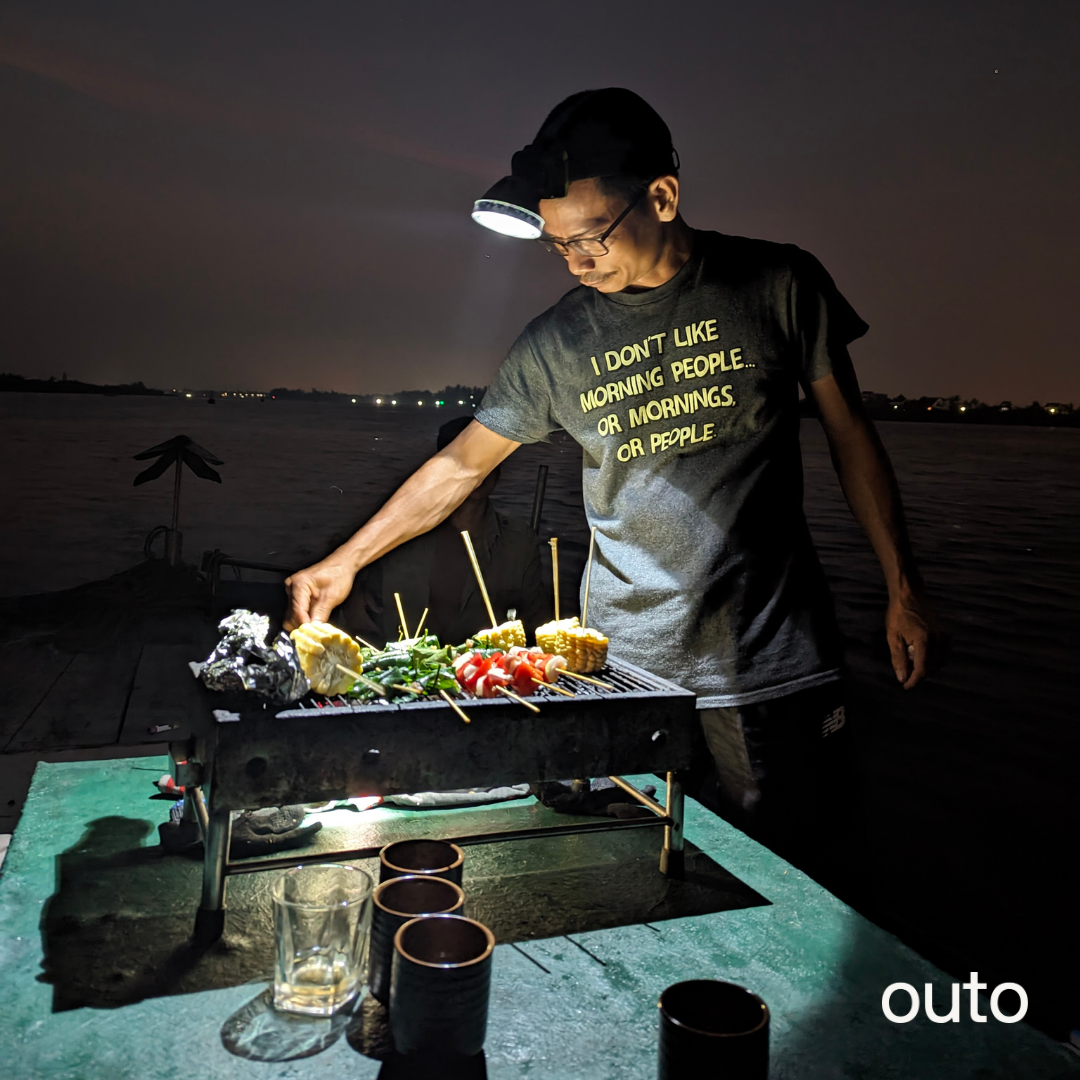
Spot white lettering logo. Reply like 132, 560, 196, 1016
882, 974, 1027, 1024
822, 706, 846, 736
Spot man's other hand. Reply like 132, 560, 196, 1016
284, 558, 356, 631
886, 592, 946, 690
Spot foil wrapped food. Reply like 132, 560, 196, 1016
197, 609, 309, 702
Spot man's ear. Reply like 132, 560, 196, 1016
649, 175, 680, 222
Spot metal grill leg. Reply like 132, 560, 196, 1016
194, 808, 231, 942
660, 772, 684, 877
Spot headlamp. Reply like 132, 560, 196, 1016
471, 175, 544, 239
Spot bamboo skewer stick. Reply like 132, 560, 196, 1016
581, 526, 597, 628
549, 537, 560, 621
496, 685, 541, 713
392, 683, 423, 695
334, 662, 388, 697
562, 670, 615, 690
532, 677, 575, 697
413, 607, 429, 637
460, 530, 498, 628
393, 592, 410, 639
354, 634, 377, 651
439, 688, 471, 723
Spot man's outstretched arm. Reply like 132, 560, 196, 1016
284, 421, 520, 629
808, 358, 942, 689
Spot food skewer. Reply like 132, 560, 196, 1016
438, 688, 471, 724
532, 676, 575, 697
549, 537, 560, 621
496, 685, 541, 713
334, 662, 389, 697
393, 592, 410, 639
581, 525, 597, 629
460, 530, 498, 628
413, 607, 429, 637
562, 670, 615, 691
392, 683, 423, 695
354, 634, 377, 651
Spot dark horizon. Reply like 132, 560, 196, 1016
1, 2, 1078, 402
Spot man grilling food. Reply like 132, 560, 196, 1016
283, 88, 943, 892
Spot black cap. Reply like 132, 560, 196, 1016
472, 88, 678, 237
513, 88, 677, 198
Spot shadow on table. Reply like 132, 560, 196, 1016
35, 812, 770, 1014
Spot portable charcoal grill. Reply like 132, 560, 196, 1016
171, 655, 698, 941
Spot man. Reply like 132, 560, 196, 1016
335, 415, 548, 645
285, 89, 940, 888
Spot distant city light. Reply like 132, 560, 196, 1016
391, 399, 397, 405
1049, 407, 1057, 414
417, 400, 423, 406
376, 398, 382, 404
458, 399, 464, 405
186, 393, 192, 398
351, 398, 357, 404
960, 406, 966, 412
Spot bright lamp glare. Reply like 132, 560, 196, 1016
471, 199, 544, 240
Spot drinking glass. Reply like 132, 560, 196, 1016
272, 863, 373, 1016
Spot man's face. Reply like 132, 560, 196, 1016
538, 177, 673, 294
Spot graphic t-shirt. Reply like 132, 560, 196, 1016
474, 230, 868, 707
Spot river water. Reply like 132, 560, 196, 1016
1, 393, 1077, 1030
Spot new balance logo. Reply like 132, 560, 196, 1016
822, 706, 846, 736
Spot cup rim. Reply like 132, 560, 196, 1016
658, 979, 769, 1038
271, 862, 373, 909
379, 840, 465, 877
393, 914, 495, 969
374, 874, 465, 917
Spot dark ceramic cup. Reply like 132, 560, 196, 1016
658, 980, 769, 1079
370, 874, 466, 1005
389, 914, 495, 1057
379, 839, 465, 885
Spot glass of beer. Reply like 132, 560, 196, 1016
272, 863, 374, 1016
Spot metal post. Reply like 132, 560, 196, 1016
660, 772, 684, 877
530, 464, 549, 534
194, 807, 231, 941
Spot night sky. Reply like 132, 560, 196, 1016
1, 1, 1077, 403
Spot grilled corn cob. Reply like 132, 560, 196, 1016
475, 619, 526, 651
561, 625, 609, 673
535, 616, 579, 654
289, 621, 363, 695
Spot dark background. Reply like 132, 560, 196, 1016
1, 1, 1078, 402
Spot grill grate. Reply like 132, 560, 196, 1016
279, 656, 680, 717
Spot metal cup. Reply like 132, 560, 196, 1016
271, 862, 373, 1017
379, 838, 465, 885
370, 874, 466, 1005
658, 980, 769, 1079
389, 914, 495, 1057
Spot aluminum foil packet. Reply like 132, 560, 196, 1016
197, 609, 309, 702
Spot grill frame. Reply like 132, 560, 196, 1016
179, 655, 700, 941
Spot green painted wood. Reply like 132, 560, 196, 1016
0, 758, 1077, 1079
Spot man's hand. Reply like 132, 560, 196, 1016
284, 557, 357, 631
886, 591, 944, 690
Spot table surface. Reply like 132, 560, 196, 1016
0, 757, 1076, 1080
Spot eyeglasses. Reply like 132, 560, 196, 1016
537, 190, 645, 257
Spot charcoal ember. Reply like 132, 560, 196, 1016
199, 609, 309, 702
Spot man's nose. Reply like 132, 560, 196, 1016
567, 252, 596, 276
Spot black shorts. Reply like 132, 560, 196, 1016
692, 680, 862, 893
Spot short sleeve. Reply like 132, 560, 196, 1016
474, 326, 558, 444
789, 249, 869, 384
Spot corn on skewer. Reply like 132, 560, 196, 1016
549, 537, 560, 622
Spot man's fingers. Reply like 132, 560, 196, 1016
902, 637, 928, 690
284, 579, 312, 632
888, 632, 910, 684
